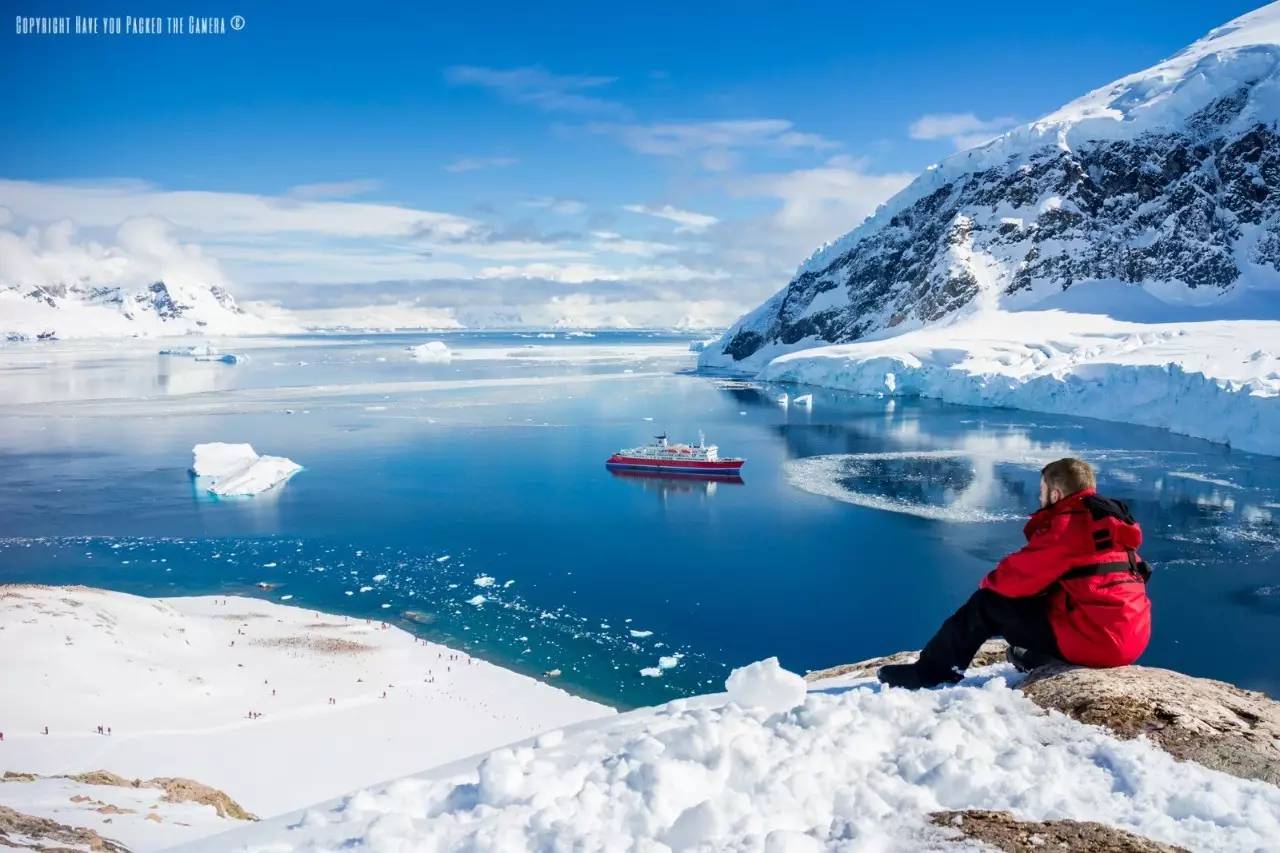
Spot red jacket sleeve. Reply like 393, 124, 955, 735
980, 514, 1072, 597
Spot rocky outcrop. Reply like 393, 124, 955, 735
7, 770, 258, 821
1020, 663, 1280, 785
0, 804, 129, 852
150, 777, 257, 820
809, 641, 1280, 786
804, 639, 1009, 682
930, 809, 1187, 853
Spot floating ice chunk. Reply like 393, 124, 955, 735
467, 595, 486, 606
209, 456, 302, 497
372, 574, 388, 582
658, 654, 682, 669
629, 629, 653, 638
280, 594, 293, 601
408, 341, 452, 363
359, 586, 374, 593
191, 442, 301, 497
725, 657, 806, 714
639, 667, 662, 677
191, 442, 257, 478
160, 344, 218, 357
473, 575, 496, 588
688, 337, 718, 353
196, 353, 243, 364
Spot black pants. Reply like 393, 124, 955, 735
917, 589, 1061, 681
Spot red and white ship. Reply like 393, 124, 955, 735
606, 433, 745, 475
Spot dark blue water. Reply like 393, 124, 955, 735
1, 332, 1277, 707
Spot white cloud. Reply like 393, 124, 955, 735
730, 157, 913, 240
591, 119, 838, 170
908, 112, 1018, 150
444, 65, 627, 117
266, 302, 464, 331
0, 179, 476, 241
623, 203, 719, 233
476, 261, 726, 284
443, 156, 518, 173
590, 231, 677, 256
523, 196, 586, 215
285, 179, 382, 200
0, 217, 229, 292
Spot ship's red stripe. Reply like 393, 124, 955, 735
607, 455, 744, 470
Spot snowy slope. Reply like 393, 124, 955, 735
0, 586, 610, 849
187, 660, 1280, 852
700, 2, 1280, 454
0, 279, 286, 341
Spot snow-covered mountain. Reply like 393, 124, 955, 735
1, 278, 282, 341
703, 3, 1280, 369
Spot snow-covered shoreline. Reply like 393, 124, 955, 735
0, 585, 611, 850
188, 655, 1280, 852
702, 308, 1280, 457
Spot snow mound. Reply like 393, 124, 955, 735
725, 656, 807, 714
190, 442, 301, 497
408, 341, 452, 363
199, 668, 1280, 852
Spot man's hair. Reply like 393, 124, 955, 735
1041, 457, 1096, 496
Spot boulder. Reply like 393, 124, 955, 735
930, 809, 1187, 852
1020, 663, 1280, 785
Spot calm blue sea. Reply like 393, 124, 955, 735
1, 331, 1277, 707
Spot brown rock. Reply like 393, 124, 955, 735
1019, 663, 1280, 784
151, 777, 258, 821
0, 803, 129, 852
931, 810, 1187, 852
804, 640, 1008, 682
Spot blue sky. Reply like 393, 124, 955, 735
0, 0, 1262, 327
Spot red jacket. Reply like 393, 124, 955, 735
981, 488, 1151, 667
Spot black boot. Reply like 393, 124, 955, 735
876, 662, 958, 689
1005, 645, 1060, 673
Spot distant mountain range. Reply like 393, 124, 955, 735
1, 278, 282, 341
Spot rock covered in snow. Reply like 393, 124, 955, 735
724, 656, 807, 714
190, 442, 301, 497
703, 3, 1280, 371
408, 341, 452, 363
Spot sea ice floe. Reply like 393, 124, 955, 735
473, 575, 496, 588
190, 443, 302, 498
629, 629, 653, 638
408, 341, 452, 363
467, 595, 486, 606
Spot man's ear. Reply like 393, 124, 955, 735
1050, 488, 1064, 505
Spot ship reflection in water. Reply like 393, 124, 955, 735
607, 466, 744, 499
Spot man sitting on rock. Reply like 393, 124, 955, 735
878, 458, 1152, 689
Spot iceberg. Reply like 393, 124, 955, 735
408, 341, 452, 363
190, 442, 301, 498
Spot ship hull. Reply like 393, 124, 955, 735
605, 454, 745, 474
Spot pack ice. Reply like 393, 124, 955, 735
191, 442, 301, 497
